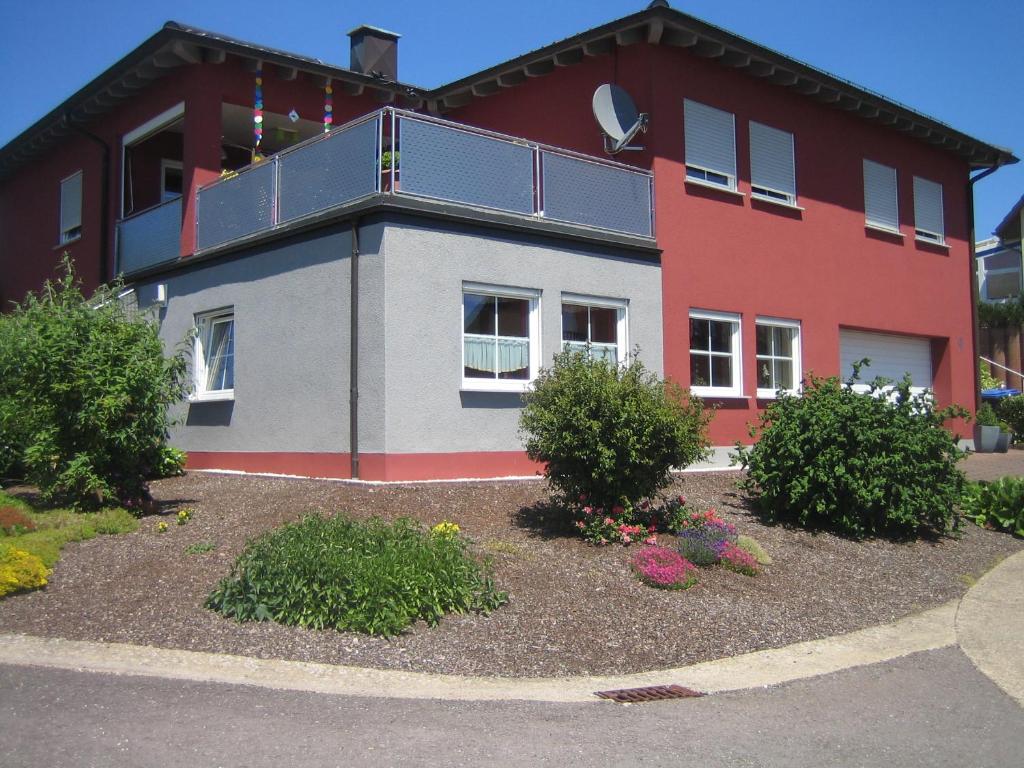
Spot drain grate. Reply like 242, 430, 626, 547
594, 684, 705, 703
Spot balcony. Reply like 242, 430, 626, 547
116, 108, 655, 275
115, 197, 182, 275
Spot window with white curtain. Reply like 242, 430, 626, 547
689, 309, 742, 397
863, 159, 899, 233
462, 285, 540, 391
749, 122, 796, 205
561, 296, 627, 364
913, 176, 945, 244
59, 171, 83, 243
193, 309, 235, 400
684, 99, 737, 190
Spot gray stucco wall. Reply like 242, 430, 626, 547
136, 225, 352, 454
378, 218, 664, 454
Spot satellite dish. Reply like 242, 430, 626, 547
592, 84, 649, 154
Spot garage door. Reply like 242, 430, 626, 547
839, 329, 933, 393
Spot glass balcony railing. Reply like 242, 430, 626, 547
115, 196, 182, 276
194, 108, 654, 254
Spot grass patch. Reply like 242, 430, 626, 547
184, 540, 216, 555
481, 539, 529, 558
0, 490, 137, 569
206, 514, 507, 637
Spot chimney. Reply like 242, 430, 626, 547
347, 25, 400, 81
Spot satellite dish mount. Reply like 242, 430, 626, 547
592, 83, 649, 154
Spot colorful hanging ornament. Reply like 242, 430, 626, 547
323, 81, 333, 133
288, 109, 299, 123
253, 64, 264, 151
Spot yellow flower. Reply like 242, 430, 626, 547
431, 521, 460, 538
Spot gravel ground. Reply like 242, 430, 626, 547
1, 471, 1020, 678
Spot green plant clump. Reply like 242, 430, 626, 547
734, 363, 967, 539
0, 258, 189, 508
206, 515, 507, 637
997, 395, 1024, 438
519, 348, 711, 512
963, 477, 1024, 537
976, 402, 1000, 427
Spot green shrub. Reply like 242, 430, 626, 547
976, 402, 1000, 427
519, 348, 711, 513
979, 360, 1003, 390
963, 477, 1024, 537
0, 542, 51, 598
978, 296, 1024, 329
0, 257, 188, 508
151, 445, 187, 479
997, 395, 1024, 438
734, 363, 967, 539
736, 534, 772, 565
206, 515, 507, 637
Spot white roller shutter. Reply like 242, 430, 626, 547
749, 121, 796, 201
59, 171, 83, 240
840, 329, 933, 394
863, 159, 899, 232
913, 176, 944, 242
684, 99, 736, 180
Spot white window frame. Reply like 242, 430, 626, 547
560, 294, 628, 365
755, 317, 802, 398
749, 121, 797, 206
161, 159, 184, 202
912, 176, 945, 245
121, 102, 185, 217
688, 309, 743, 398
192, 309, 235, 402
461, 283, 541, 393
59, 170, 83, 244
863, 159, 900, 234
684, 99, 738, 192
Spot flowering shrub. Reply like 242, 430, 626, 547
177, 508, 193, 526
431, 521, 461, 538
719, 542, 759, 576
630, 546, 699, 590
0, 543, 50, 597
676, 529, 724, 566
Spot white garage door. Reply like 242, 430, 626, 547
839, 329, 933, 393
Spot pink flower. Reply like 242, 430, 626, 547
612, 505, 625, 515
575, 520, 586, 529
604, 517, 615, 526
582, 505, 593, 515
640, 500, 650, 510
622, 534, 632, 543
644, 536, 657, 545
579, 494, 587, 502
678, 495, 686, 504
647, 525, 656, 533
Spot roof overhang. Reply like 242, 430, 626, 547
430, 4, 1018, 171
994, 194, 1024, 242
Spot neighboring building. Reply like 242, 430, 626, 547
976, 236, 1022, 303
0, 4, 1017, 480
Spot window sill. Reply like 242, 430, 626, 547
685, 178, 745, 198
460, 382, 531, 394
54, 236, 81, 249
915, 237, 949, 249
756, 390, 799, 400
864, 223, 904, 238
750, 194, 804, 211
691, 390, 748, 400
190, 391, 235, 403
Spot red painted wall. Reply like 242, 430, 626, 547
0, 56, 383, 307
452, 43, 976, 443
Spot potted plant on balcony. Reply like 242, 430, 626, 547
381, 151, 400, 192
974, 403, 1001, 453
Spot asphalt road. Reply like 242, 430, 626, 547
2, 646, 1021, 767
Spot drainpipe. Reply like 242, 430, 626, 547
350, 218, 360, 479
62, 112, 112, 285
967, 163, 1003, 413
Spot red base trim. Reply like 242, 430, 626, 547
184, 450, 543, 482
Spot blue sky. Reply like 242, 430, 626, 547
1, 0, 1020, 235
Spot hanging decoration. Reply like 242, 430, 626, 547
323, 80, 333, 133
253, 64, 264, 157
288, 109, 300, 123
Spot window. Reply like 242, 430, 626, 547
913, 176, 944, 244
863, 159, 899, 233
59, 171, 83, 243
749, 122, 796, 205
689, 310, 742, 397
756, 318, 801, 397
462, 285, 540, 391
194, 310, 235, 400
161, 160, 184, 202
561, 296, 628, 364
684, 99, 737, 191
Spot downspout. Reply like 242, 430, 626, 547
967, 163, 1003, 414
350, 218, 360, 479
62, 112, 112, 285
